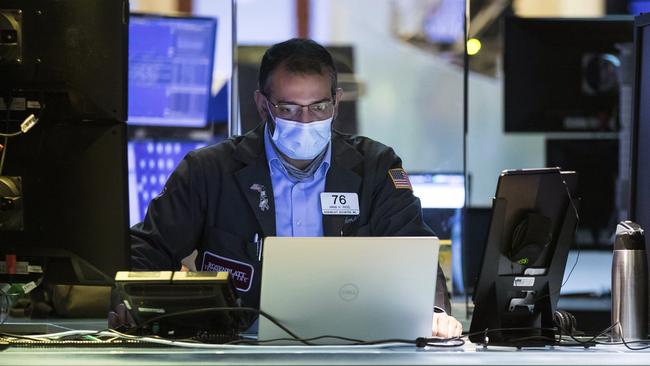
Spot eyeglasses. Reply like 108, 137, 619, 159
263, 93, 335, 120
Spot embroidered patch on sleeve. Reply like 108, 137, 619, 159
201, 251, 254, 292
388, 168, 413, 190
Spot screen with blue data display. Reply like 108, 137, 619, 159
127, 140, 209, 225
128, 14, 217, 127
630, 0, 650, 14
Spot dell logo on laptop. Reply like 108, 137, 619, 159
339, 283, 359, 301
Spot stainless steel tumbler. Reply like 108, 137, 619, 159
611, 221, 648, 341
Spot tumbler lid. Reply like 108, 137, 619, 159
614, 221, 646, 250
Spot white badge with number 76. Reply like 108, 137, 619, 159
320, 192, 360, 215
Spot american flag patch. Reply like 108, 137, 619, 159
388, 168, 412, 190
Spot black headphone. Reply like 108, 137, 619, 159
553, 309, 577, 336
509, 212, 553, 267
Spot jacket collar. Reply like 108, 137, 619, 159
232, 123, 266, 165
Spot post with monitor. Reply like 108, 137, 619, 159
0, 1, 130, 291
469, 168, 579, 346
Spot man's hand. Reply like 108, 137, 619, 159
431, 312, 462, 338
107, 303, 135, 330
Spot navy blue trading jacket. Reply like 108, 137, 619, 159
130, 123, 451, 312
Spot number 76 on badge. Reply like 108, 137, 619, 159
320, 192, 360, 215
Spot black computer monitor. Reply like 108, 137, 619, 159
630, 12, 650, 327
504, 16, 633, 132
469, 168, 578, 346
462, 207, 491, 296
0, 0, 129, 285
0, 0, 128, 122
127, 13, 217, 129
546, 139, 618, 247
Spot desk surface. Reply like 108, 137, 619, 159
3, 342, 650, 366
0, 299, 636, 366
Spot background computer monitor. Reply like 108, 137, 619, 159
410, 172, 464, 292
127, 139, 211, 226
546, 139, 618, 247
630, 12, 650, 328
0, 0, 129, 285
128, 13, 217, 129
410, 172, 465, 210
469, 168, 578, 346
461, 207, 491, 295
505, 16, 633, 132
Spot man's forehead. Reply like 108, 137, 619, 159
267, 68, 333, 103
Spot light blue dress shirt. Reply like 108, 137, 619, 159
264, 124, 331, 237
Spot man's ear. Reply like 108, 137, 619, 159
333, 87, 344, 120
254, 90, 268, 122
334, 87, 344, 105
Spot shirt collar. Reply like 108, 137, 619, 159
263, 122, 331, 180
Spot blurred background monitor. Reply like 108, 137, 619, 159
546, 139, 619, 247
127, 139, 211, 226
410, 172, 464, 239
504, 16, 633, 132
128, 13, 217, 129
410, 172, 464, 293
0, 0, 129, 285
461, 207, 492, 296
629, 0, 650, 14
410, 172, 465, 210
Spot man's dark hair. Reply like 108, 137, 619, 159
258, 38, 338, 97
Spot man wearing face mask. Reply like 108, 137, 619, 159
129, 38, 462, 338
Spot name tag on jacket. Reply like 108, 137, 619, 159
320, 192, 360, 215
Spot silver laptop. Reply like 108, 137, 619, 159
258, 236, 440, 344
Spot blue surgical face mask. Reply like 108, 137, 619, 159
268, 113, 332, 160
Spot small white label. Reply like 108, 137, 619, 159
22, 281, 37, 294
28, 265, 43, 274
138, 307, 165, 314
20, 114, 38, 133
26, 100, 41, 109
513, 277, 535, 287
15, 261, 29, 275
320, 192, 360, 215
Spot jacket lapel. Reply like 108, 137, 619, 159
322, 133, 363, 236
233, 124, 277, 237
